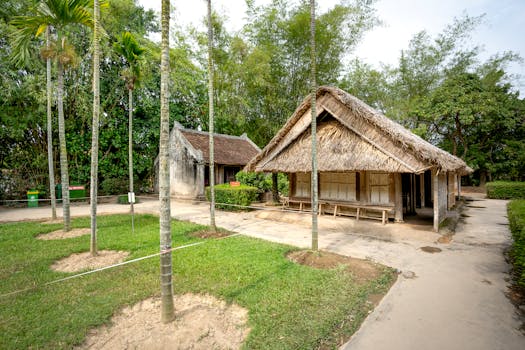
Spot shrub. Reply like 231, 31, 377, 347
508, 200, 525, 287
206, 183, 259, 211
235, 171, 271, 191
100, 177, 129, 196
236, 171, 290, 197
486, 181, 525, 199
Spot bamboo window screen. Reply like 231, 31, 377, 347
294, 172, 311, 198
320, 172, 356, 201
369, 173, 390, 204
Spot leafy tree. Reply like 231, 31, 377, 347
113, 31, 145, 232
10, 0, 94, 231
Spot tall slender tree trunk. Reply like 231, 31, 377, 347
310, 0, 318, 251
207, 0, 216, 231
46, 27, 57, 220
57, 60, 71, 232
90, 0, 101, 256
160, 0, 175, 324
129, 88, 134, 233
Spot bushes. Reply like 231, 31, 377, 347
235, 171, 289, 197
206, 183, 259, 211
486, 181, 525, 199
100, 177, 129, 196
508, 200, 525, 287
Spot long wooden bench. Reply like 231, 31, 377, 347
319, 201, 394, 225
283, 197, 312, 211
283, 197, 394, 225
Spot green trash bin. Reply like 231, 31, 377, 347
27, 190, 39, 208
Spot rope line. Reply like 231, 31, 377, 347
0, 233, 241, 298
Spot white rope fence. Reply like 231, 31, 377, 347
0, 233, 242, 298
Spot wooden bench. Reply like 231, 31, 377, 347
320, 201, 394, 225
284, 197, 312, 211
283, 198, 394, 225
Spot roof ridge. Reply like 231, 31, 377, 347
178, 126, 247, 141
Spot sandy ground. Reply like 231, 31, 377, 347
37, 227, 91, 240
78, 294, 249, 350
51, 250, 130, 273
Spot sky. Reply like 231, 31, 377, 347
138, 0, 524, 94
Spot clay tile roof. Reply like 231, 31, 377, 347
180, 130, 260, 166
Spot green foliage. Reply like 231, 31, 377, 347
205, 183, 259, 210
0, 215, 394, 349
486, 181, 525, 199
235, 171, 272, 191
236, 171, 289, 196
507, 200, 525, 287
99, 177, 128, 196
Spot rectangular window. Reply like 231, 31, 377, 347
294, 172, 311, 198
369, 173, 390, 204
320, 172, 356, 201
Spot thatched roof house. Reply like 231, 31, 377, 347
245, 86, 472, 231
157, 122, 260, 199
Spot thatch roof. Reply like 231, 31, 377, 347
177, 127, 260, 166
245, 86, 472, 175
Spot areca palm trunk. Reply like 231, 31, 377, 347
310, 0, 318, 251
207, 0, 216, 231
90, 0, 101, 256
129, 88, 134, 232
159, 0, 175, 324
57, 60, 71, 232
46, 27, 57, 220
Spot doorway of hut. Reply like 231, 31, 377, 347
401, 170, 434, 226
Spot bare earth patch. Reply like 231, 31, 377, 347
420, 246, 442, 253
437, 234, 453, 244
190, 229, 232, 239
51, 250, 129, 273
78, 294, 250, 350
37, 228, 90, 240
287, 250, 382, 283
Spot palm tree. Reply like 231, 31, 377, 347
159, 0, 175, 323
113, 32, 145, 234
46, 27, 57, 221
89, 0, 101, 256
206, 0, 216, 231
10, 0, 94, 232
310, 0, 318, 251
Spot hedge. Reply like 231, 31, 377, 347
486, 181, 525, 199
508, 200, 525, 287
206, 183, 259, 211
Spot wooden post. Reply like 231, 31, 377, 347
457, 174, 462, 199
420, 173, 425, 208
409, 174, 413, 214
394, 173, 403, 222
433, 168, 439, 232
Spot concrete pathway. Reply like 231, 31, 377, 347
0, 196, 523, 349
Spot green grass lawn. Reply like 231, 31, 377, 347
0, 214, 395, 349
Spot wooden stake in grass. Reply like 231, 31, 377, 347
159, 0, 174, 323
